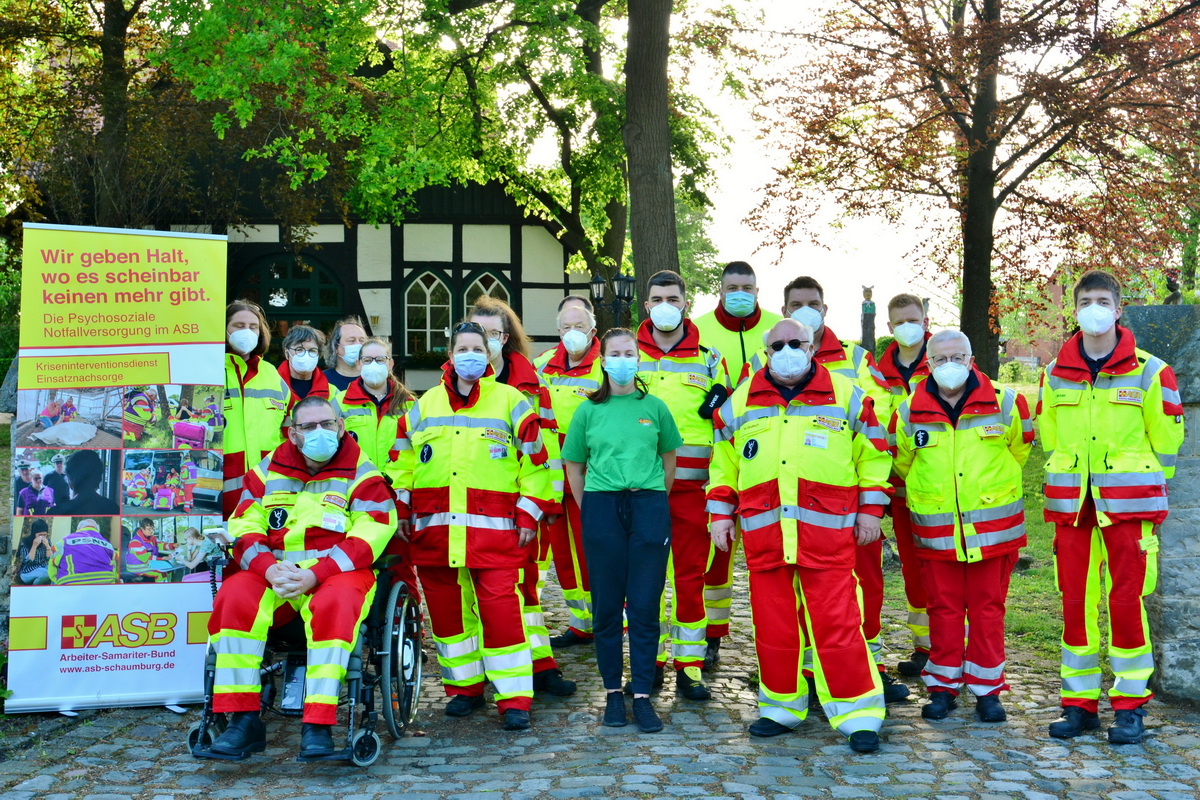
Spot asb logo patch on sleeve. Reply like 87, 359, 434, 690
419, 444, 433, 463
743, 439, 759, 459
268, 507, 289, 530
1114, 388, 1144, 405
323, 494, 348, 509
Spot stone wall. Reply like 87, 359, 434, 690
1122, 305, 1200, 705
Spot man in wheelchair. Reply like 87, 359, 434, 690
204, 396, 396, 759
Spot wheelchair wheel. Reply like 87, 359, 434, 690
187, 719, 224, 751
350, 729, 381, 767
381, 581, 423, 737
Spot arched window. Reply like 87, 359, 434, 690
464, 272, 511, 306
405, 272, 452, 354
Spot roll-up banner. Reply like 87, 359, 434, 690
7, 223, 226, 712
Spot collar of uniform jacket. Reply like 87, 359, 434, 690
908, 368, 998, 422
747, 361, 837, 407
227, 351, 262, 385
438, 361, 495, 409
544, 336, 601, 374
342, 376, 394, 414
500, 351, 542, 395
1052, 327, 1140, 381
814, 324, 850, 364
278, 359, 333, 397
714, 300, 763, 331
271, 433, 364, 480
637, 317, 702, 358
875, 332, 932, 384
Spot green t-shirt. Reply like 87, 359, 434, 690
561, 391, 683, 492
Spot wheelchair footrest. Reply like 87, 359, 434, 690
295, 747, 352, 763
192, 745, 257, 762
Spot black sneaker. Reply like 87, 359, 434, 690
921, 691, 957, 720
445, 694, 486, 717
897, 650, 929, 677
502, 708, 531, 731
298, 723, 335, 758
632, 697, 663, 733
675, 666, 712, 701
749, 717, 793, 738
703, 637, 721, 670
549, 628, 592, 648
976, 694, 1007, 723
847, 730, 880, 753
1108, 708, 1147, 744
1048, 706, 1100, 739
881, 672, 910, 704
602, 692, 628, 727
208, 711, 266, 758
533, 668, 578, 696
806, 675, 823, 713
624, 665, 665, 695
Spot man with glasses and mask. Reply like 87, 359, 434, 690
891, 329, 1034, 725
708, 318, 891, 752
201, 396, 396, 761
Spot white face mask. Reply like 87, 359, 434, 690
290, 351, 319, 374
486, 338, 504, 361
361, 362, 388, 387
341, 343, 362, 366
562, 329, 590, 355
1076, 304, 1116, 336
770, 346, 811, 381
649, 302, 683, 332
228, 328, 258, 355
892, 322, 925, 348
932, 362, 970, 392
790, 306, 823, 333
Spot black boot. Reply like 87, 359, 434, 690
445, 694, 486, 717
703, 637, 721, 670
502, 708, 531, 731
1048, 706, 1100, 739
675, 666, 712, 701
921, 690, 957, 720
533, 668, 578, 696
298, 723, 335, 758
749, 717, 793, 738
976, 694, 1007, 723
897, 650, 929, 677
1108, 708, 1147, 744
208, 711, 266, 759
624, 665, 665, 695
847, 730, 880, 753
549, 628, 592, 648
881, 672, 911, 704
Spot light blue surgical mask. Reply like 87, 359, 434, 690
604, 356, 639, 387
299, 428, 339, 463
454, 352, 489, 381
722, 291, 756, 318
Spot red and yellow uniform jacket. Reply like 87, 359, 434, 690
891, 370, 1034, 562
391, 370, 556, 569
537, 337, 604, 437
279, 361, 335, 431
1037, 329, 1185, 527
637, 319, 731, 483
230, 436, 396, 584
747, 325, 887, 400
338, 377, 412, 480
707, 365, 893, 572
224, 353, 289, 515
693, 303, 783, 385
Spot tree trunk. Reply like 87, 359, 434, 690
1182, 205, 1199, 290
155, 385, 171, 418
960, 0, 1002, 378
624, 0, 677, 321
95, 1, 135, 227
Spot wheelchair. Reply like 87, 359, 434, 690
189, 564, 424, 767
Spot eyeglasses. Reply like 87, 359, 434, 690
359, 356, 390, 365
768, 339, 811, 352
929, 353, 970, 367
289, 347, 320, 357
294, 420, 338, 433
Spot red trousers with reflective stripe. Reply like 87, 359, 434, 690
920, 553, 1016, 697
892, 497, 930, 651
750, 565, 879, 706
1055, 500, 1155, 712
661, 479, 709, 668
546, 487, 592, 636
419, 565, 532, 712
518, 561, 556, 673
703, 534, 735, 638
854, 537, 884, 671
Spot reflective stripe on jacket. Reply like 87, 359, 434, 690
892, 371, 1034, 562
224, 353, 289, 500
693, 305, 782, 386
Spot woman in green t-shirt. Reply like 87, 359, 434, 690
561, 328, 682, 733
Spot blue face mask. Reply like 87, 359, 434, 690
722, 291, 756, 318
604, 356, 639, 387
454, 351, 489, 381
299, 428, 339, 463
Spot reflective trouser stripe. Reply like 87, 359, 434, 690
657, 486, 710, 667
485, 643, 534, 701
703, 532, 738, 636
908, 607, 932, 651
866, 635, 883, 666
922, 659, 964, 692
564, 597, 594, 633
703, 585, 733, 623
758, 686, 806, 729
520, 564, 554, 668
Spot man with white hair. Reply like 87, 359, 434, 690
891, 329, 1034, 723
537, 302, 603, 647
707, 317, 891, 752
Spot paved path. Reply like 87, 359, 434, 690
2, 567, 1198, 800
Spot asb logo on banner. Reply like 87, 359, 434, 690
61, 615, 97, 649
60, 612, 176, 649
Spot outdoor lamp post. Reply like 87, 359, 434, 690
590, 272, 637, 328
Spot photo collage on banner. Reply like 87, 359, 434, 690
7, 224, 227, 712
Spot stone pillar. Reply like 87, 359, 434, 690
1122, 305, 1200, 704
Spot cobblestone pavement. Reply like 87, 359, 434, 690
2, 567, 1198, 800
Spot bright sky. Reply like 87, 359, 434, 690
686, 2, 954, 340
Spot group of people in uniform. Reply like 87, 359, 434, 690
205, 263, 1183, 760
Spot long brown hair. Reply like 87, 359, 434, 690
587, 328, 647, 403
359, 337, 413, 416
470, 296, 531, 360
226, 299, 270, 357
